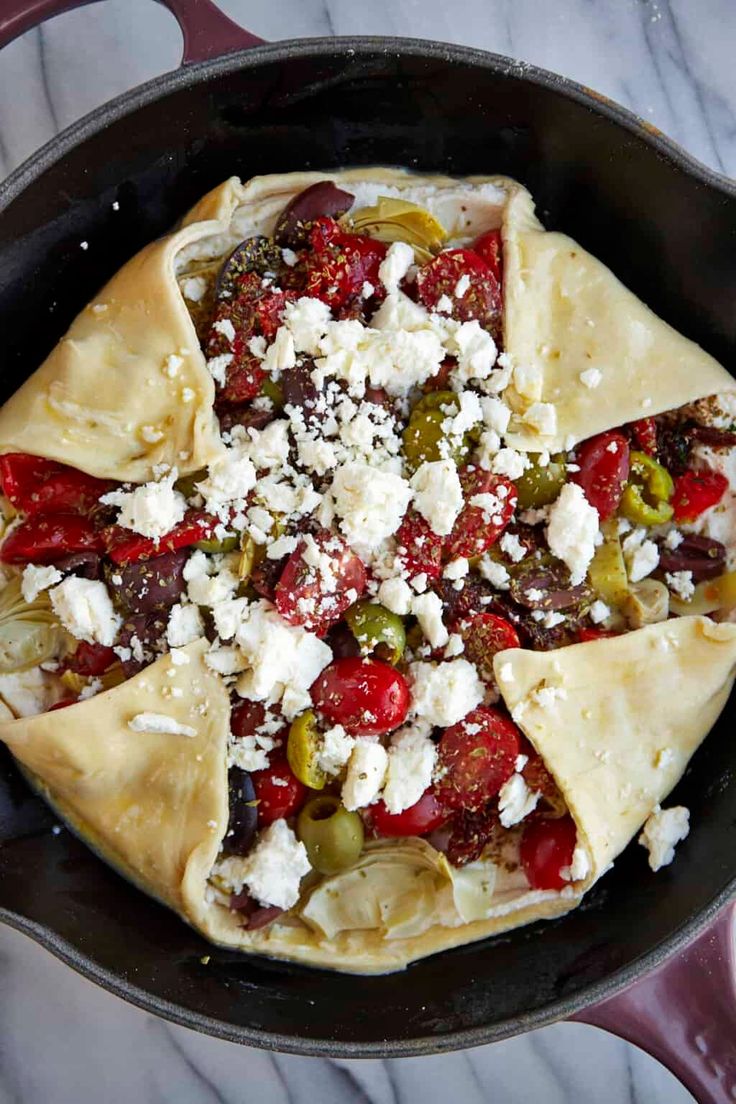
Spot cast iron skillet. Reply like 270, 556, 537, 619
0, 2, 735, 1099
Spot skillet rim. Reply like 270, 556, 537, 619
0, 34, 735, 1055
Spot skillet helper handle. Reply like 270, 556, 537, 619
0, 0, 265, 60
571, 903, 736, 1104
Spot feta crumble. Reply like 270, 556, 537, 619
410, 658, 484, 727
331, 462, 412, 549
638, 805, 690, 871
50, 578, 121, 646
498, 772, 540, 828
166, 603, 205, 647
382, 721, 437, 814
22, 564, 62, 604
410, 460, 464, 537
377, 576, 413, 616
100, 471, 187, 540
546, 483, 599, 585
411, 591, 449, 649
342, 740, 389, 811
217, 819, 311, 909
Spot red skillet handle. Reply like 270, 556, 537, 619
0, 0, 265, 61
571, 903, 736, 1104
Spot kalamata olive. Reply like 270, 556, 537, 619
106, 548, 187, 616
325, 620, 361, 660
689, 424, 736, 448
363, 385, 391, 407
436, 576, 499, 624
281, 362, 320, 413
659, 534, 727, 581
52, 551, 102, 579
117, 612, 168, 675
229, 891, 283, 928
216, 402, 275, 434
250, 556, 288, 601
274, 182, 355, 248
223, 767, 258, 855
215, 236, 283, 300
509, 564, 592, 612
656, 422, 693, 476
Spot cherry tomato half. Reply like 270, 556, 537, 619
63, 641, 117, 677
304, 218, 387, 310
0, 513, 104, 564
471, 229, 503, 284
310, 656, 410, 737
436, 706, 521, 812
371, 790, 448, 838
230, 699, 287, 743
395, 510, 444, 581
571, 431, 630, 520
252, 760, 306, 826
103, 510, 215, 565
0, 453, 113, 516
275, 529, 367, 634
520, 815, 577, 891
444, 468, 517, 560
577, 626, 618, 643
416, 248, 501, 337
671, 469, 728, 523
455, 612, 520, 686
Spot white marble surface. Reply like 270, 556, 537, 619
1, 1, 733, 1100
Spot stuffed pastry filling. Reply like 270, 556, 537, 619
1, 179, 734, 933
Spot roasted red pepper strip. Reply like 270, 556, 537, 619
103, 511, 216, 565
671, 469, 728, 523
0, 453, 113, 516
0, 513, 104, 564
62, 641, 117, 677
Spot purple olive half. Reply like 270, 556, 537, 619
659, 534, 727, 581
223, 767, 258, 856
106, 548, 188, 616
215, 235, 283, 300
52, 551, 102, 579
273, 182, 354, 248
117, 612, 168, 676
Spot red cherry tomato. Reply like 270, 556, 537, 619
416, 248, 501, 336
436, 706, 521, 812
0, 513, 104, 564
371, 790, 448, 837
251, 758, 306, 826
629, 417, 657, 456
516, 735, 560, 804
571, 431, 630, 520
444, 467, 517, 560
671, 469, 728, 522
520, 815, 577, 890
577, 626, 618, 643
63, 641, 117, 677
471, 229, 503, 284
103, 510, 216, 565
311, 657, 410, 737
0, 453, 113, 516
48, 699, 76, 712
447, 804, 500, 866
455, 612, 520, 685
304, 218, 387, 310
395, 510, 444, 581
275, 529, 367, 634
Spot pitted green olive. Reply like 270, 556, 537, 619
174, 468, 208, 499
194, 535, 239, 554
344, 600, 406, 665
515, 453, 567, 510
297, 795, 365, 874
402, 409, 471, 472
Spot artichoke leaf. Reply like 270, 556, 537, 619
349, 198, 447, 263
0, 577, 62, 673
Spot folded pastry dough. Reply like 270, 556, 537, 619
3, 617, 733, 972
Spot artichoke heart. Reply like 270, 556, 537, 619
0, 578, 62, 673
348, 198, 447, 263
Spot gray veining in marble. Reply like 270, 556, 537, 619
1, 1, 732, 1100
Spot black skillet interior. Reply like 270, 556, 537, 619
1, 40, 735, 1055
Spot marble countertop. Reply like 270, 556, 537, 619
1, 1, 733, 1100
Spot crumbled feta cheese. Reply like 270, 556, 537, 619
410, 658, 484, 727
638, 805, 690, 872
450, 320, 497, 381
412, 591, 449, 649
444, 633, 465, 658
195, 451, 257, 516
589, 599, 611, 625
100, 471, 187, 540
627, 538, 659, 583
378, 241, 414, 292
128, 712, 197, 738
281, 247, 298, 267
166, 603, 205, 647
377, 576, 413, 616
230, 600, 332, 719
561, 845, 591, 883
263, 327, 296, 377
443, 557, 469, 581
664, 529, 684, 550
207, 353, 233, 386
213, 317, 236, 344
665, 570, 695, 601
282, 296, 332, 356
218, 819, 311, 908
266, 534, 299, 560
499, 532, 526, 563
50, 578, 121, 646
479, 556, 510, 589
492, 448, 529, 481
498, 772, 540, 828
185, 551, 239, 607
523, 402, 558, 437
410, 460, 463, 536
182, 276, 207, 302
435, 293, 453, 313
542, 610, 566, 628
480, 396, 511, 436
342, 740, 389, 811
454, 273, 471, 298
317, 724, 355, 777
22, 564, 62, 604
579, 367, 602, 389
546, 483, 599, 585
382, 721, 437, 814
331, 462, 412, 549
